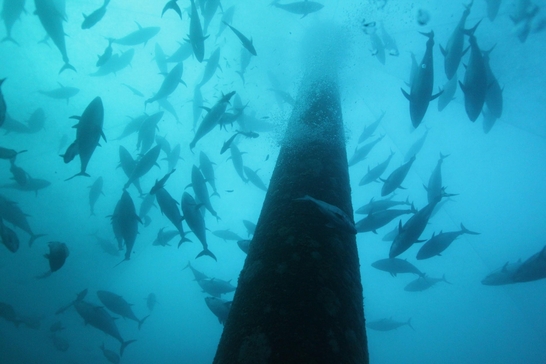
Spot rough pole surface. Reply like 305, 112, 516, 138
213, 76, 368, 364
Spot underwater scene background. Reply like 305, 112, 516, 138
1, 0, 545, 363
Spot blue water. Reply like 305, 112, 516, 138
1, 0, 545, 363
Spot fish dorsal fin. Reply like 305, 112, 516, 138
135, 21, 142, 29
501, 262, 509, 272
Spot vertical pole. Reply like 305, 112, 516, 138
213, 74, 368, 363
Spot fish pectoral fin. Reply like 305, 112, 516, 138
401, 88, 411, 101
439, 44, 447, 57
458, 81, 467, 94
430, 90, 443, 101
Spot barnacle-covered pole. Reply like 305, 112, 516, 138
213, 25, 368, 364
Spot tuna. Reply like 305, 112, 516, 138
205, 297, 231, 325
459, 21, 487, 122
294, 195, 357, 235
237, 239, 251, 254
88, 176, 105, 216
371, 258, 424, 277
188, 0, 207, 62
73, 298, 136, 356
425, 153, 451, 203
112, 22, 160, 46
111, 190, 141, 262
91, 49, 134, 76
212, 229, 244, 241
34, 0, 76, 73
9, 159, 28, 185
380, 23, 399, 56
242, 220, 256, 236
0, 217, 19, 252
0, 194, 45, 246
183, 261, 209, 281
100, 343, 121, 363
483, 47, 503, 119
190, 91, 236, 151
97, 290, 149, 329
271, 1, 324, 17
162, 0, 181, 19
381, 155, 415, 196
223, 22, 257, 56
152, 228, 179, 247
357, 111, 385, 143
118, 146, 143, 195
348, 135, 384, 167
198, 47, 221, 87
38, 84, 79, 104
199, 151, 219, 197
149, 169, 176, 195
481, 260, 522, 286
115, 113, 146, 140
137, 193, 154, 227
124, 145, 162, 190
355, 205, 417, 234
38, 241, 69, 278
389, 192, 445, 258
243, 167, 268, 192
366, 318, 414, 331
440, 1, 473, 80
190, 165, 219, 219
369, 31, 385, 65
1, 0, 25, 44
198, 278, 236, 297
216, 6, 235, 39
145, 63, 185, 105
485, 0, 501, 21
401, 31, 442, 128
355, 196, 411, 215
359, 151, 394, 186
145, 293, 157, 311
165, 143, 182, 171
81, 0, 110, 29
404, 127, 429, 162
137, 112, 163, 154
437, 74, 458, 112
404, 274, 451, 292
96, 39, 113, 67
182, 192, 215, 260
1, 178, 51, 196
155, 187, 189, 244
65, 97, 106, 180
512, 245, 546, 283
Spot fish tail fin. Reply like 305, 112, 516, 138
120, 339, 137, 357
138, 315, 150, 330
113, 257, 129, 267
460, 223, 479, 235
65, 172, 91, 181
464, 20, 481, 36
59, 62, 77, 74
418, 30, 434, 39
196, 248, 217, 261
1, 36, 19, 46
177, 237, 192, 248
29, 234, 46, 247
211, 191, 220, 198
407, 318, 415, 331
36, 270, 52, 279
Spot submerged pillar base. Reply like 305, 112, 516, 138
213, 75, 368, 363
